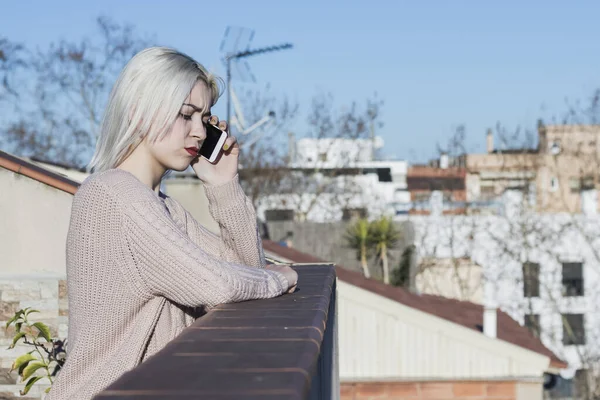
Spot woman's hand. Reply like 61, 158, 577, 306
191, 116, 239, 186
265, 264, 298, 294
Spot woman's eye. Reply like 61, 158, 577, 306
179, 113, 192, 121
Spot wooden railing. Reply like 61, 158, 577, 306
95, 264, 338, 399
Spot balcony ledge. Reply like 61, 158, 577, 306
95, 264, 338, 400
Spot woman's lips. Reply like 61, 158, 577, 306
185, 147, 199, 156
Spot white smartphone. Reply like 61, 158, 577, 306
199, 123, 228, 163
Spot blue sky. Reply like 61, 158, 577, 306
2, 1, 600, 161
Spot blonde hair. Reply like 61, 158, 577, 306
89, 47, 222, 172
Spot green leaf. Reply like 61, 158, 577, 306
32, 322, 52, 342
18, 362, 28, 376
22, 361, 46, 380
9, 332, 26, 349
45, 387, 51, 393
5, 310, 24, 329
18, 352, 35, 376
15, 322, 23, 333
20, 376, 43, 396
24, 309, 40, 317
10, 354, 36, 373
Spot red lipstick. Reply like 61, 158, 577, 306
185, 147, 199, 156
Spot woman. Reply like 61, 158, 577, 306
46, 47, 298, 400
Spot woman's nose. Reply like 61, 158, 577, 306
190, 114, 206, 141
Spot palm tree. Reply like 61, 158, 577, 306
369, 216, 401, 284
344, 218, 372, 278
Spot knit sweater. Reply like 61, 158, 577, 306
46, 169, 288, 400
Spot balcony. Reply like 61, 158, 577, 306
94, 264, 338, 400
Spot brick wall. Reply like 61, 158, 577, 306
341, 380, 542, 400
0, 277, 68, 399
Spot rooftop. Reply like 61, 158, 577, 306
263, 240, 567, 370
0, 150, 80, 194
407, 165, 467, 178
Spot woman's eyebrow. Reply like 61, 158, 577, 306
182, 103, 205, 113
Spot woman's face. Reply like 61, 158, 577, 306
147, 81, 212, 172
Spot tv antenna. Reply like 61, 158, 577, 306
219, 26, 293, 136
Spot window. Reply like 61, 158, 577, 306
550, 177, 559, 192
543, 374, 569, 397
376, 168, 392, 182
318, 153, 327, 162
569, 178, 580, 193
523, 262, 540, 298
342, 208, 367, 221
562, 262, 584, 296
562, 314, 585, 345
570, 177, 594, 193
524, 314, 541, 338
549, 140, 561, 155
581, 176, 595, 190
264, 209, 295, 222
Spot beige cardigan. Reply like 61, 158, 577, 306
46, 169, 288, 400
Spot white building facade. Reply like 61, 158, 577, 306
257, 137, 411, 222
405, 206, 600, 383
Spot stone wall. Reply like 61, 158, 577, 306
0, 276, 67, 399
341, 380, 543, 400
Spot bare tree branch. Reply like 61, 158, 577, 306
0, 17, 151, 167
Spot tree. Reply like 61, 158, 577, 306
235, 85, 299, 207
0, 37, 26, 102
344, 218, 372, 278
250, 92, 386, 222
369, 216, 401, 284
0, 17, 150, 168
5, 308, 66, 395
392, 244, 415, 288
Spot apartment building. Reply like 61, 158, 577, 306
467, 125, 600, 214
256, 136, 411, 222
407, 153, 467, 215
409, 210, 600, 398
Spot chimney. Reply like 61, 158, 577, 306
483, 280, 497, 338
439, 153, 449, 169
486, 129, 494, 153
288, 132, 296, 165
483, 307, 497, 338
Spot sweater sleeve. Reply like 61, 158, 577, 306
122, 196, 288, 308
202, 175, 267, 268
165, 175, 266, 267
